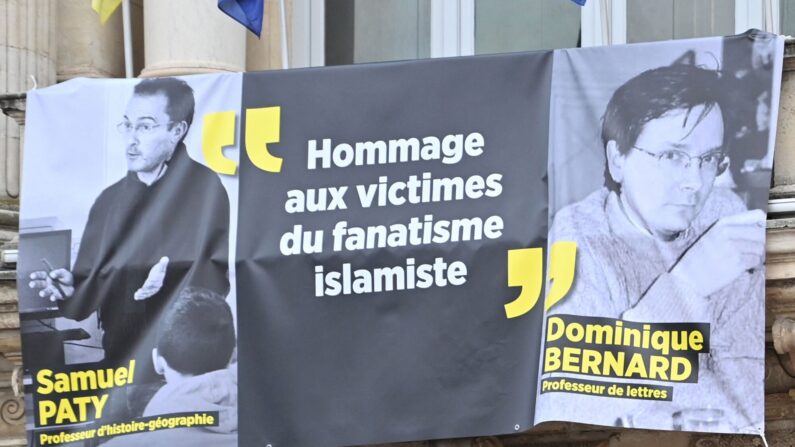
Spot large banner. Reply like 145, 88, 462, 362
18, 31, 782, 446
537, 33, 781, 433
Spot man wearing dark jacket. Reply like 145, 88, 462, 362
29, 77, 229, 382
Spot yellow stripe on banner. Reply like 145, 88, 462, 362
91, 0, 122, 24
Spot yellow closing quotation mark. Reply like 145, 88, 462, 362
504, 242, 576, 319
202, 106, 284, 174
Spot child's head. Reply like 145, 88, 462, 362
153, 287, 235, 379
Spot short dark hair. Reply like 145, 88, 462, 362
601, 64, 724, 191
156, 287, 235, 376
133, 77, 195, 136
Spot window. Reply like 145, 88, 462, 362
626, 0, 735, 43
295, 0, 779, 67
325, 0, 431, 65
473, 0, 581, 54
781, 0, 795, 34
582, 0, 777, 46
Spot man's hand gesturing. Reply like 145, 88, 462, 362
134, 256, 169, 301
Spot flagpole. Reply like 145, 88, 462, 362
764, 0, 775, 33
279, 0, 290, 69
122, 0, 133, 77
599, 0, 611, 46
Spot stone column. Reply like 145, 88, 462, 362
142, 0, 247, 77
0, 0, 57, 199
57, 0, 126, 80
0, 1, 53, 439
247, 0, 293, 72
774, 60, 795, 189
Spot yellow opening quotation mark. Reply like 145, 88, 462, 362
202, 106, 284, 174
504, 242, 577, 319
202, 111, 238, 175
246, 106, 283, 173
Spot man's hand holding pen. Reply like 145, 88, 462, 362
29, 268, 75, 301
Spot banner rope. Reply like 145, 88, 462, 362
757, 427, 770, 447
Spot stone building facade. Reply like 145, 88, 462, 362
3, 1, 795, 446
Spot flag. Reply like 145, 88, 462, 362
571, 0, 587, 5
91, 0, 122, 24
218, 0, 264, 38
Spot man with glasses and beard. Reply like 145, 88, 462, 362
28, 77, 230, 386
545, 64, 765, 432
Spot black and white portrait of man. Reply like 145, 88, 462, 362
27, 78, 231, 384
538, 32, 782, 433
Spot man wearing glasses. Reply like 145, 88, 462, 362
28, 77, 230, 383
545, 64, 765, 431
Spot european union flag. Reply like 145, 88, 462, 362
218, 0, 264, 38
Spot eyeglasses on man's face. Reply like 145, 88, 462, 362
631, 146, 728, 176
116, 121, 172, 135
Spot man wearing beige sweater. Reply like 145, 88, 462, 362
541, 64, 766, 433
